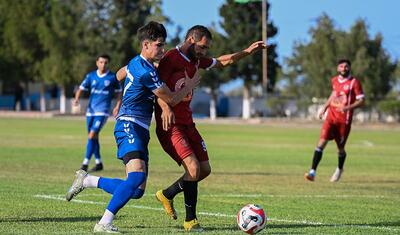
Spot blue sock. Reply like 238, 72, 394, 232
106, 172, 146, 214
84, 138, 95, 161
93, 139, 101, 160
131, 188, 145, 199
98, 177, 144, 199
98, 178, 124, 194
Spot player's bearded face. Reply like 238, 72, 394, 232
337, 63, 350, 77
188, 36, 210, 59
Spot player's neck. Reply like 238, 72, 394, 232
179, 42, 195, 61
140, 52, 155, 64
338, 74, 351, 80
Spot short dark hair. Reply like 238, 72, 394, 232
137, 21, 167, 42
185, 25, 212, 42
97, 54, 111, 61
337, 59, 351, 66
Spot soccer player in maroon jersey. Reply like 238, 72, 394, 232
305, 59, 365, 182
154, 25, 266, 231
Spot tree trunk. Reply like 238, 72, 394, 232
40, 82, 46, 112
242, 83, 251, 119
60, 85, 66, 114
25, 81, 31, 111
210, 88, 217, 120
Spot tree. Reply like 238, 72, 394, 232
0, 0, 166, 112
219, 0, 279, 118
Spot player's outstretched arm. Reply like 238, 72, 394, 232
153, 69, 201, 107
116, 66, 127, 82
214, 41, 266, 68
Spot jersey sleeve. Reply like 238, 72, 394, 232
199, 57, 217, 70
353, 79, 364, 100
79, 74, 91, 91
141, 71, 164, 91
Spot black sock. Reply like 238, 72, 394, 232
311, 149, 323, 170
183, 180, 198, 221
163, 176, 184, 200
338, 152, 347, 169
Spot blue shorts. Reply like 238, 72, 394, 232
86, 116, 108, 133
114, 120, 149, 163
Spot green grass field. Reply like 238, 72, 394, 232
0, 117, 399, 234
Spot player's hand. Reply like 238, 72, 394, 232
318, 109, 325, 119
161, 106, 175, 131
183, 68, 201, 90
112, 106, 120, 117
245, 41, 267, 54
73, 99, 79, 106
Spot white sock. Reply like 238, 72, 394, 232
99, 209, 115, 225
95, 158, 102, 164
82, 158, 89, 165
309, 169, 316, 175
83, 174, 100, 188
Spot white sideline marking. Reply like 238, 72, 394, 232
45, 193, 397, 199
34, 194, 399, 232
361, 140, 374, 147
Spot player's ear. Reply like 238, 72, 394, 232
143, 40, 149, 50
188, 36, 195, 44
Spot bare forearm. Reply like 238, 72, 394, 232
75, 89, 82, 101
216, 50, 250, 67
114, 92, 122, 109
347, 99, 364, 111
157, 97, 170, 110
170, 86, 192, 106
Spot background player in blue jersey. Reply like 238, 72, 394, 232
73, 54, 122, 172
66, 21, 200, 233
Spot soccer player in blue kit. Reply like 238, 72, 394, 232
66, 21, 200, 233
73, 54, 122, 172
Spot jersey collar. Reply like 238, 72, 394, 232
176, 46, 191, 62
97, 70, 109, 78
140, 54, 156, 69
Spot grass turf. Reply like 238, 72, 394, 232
0, 117, 399, 234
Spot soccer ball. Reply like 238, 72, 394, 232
237, 204, 267, 234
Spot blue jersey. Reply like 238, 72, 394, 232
79, 70, 122, 116
117, 55, 163, 129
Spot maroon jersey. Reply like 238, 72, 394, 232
326, 76, 364, 124
155, 47, 216, 125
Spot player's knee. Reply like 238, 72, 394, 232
201, 166, 211, 179
88, 131, 98, 139
126, 172, 146, 189
187, 167, 200, 180
130, 188, 145, 199
185, 163, 200, 180
183, 156, 200, 180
